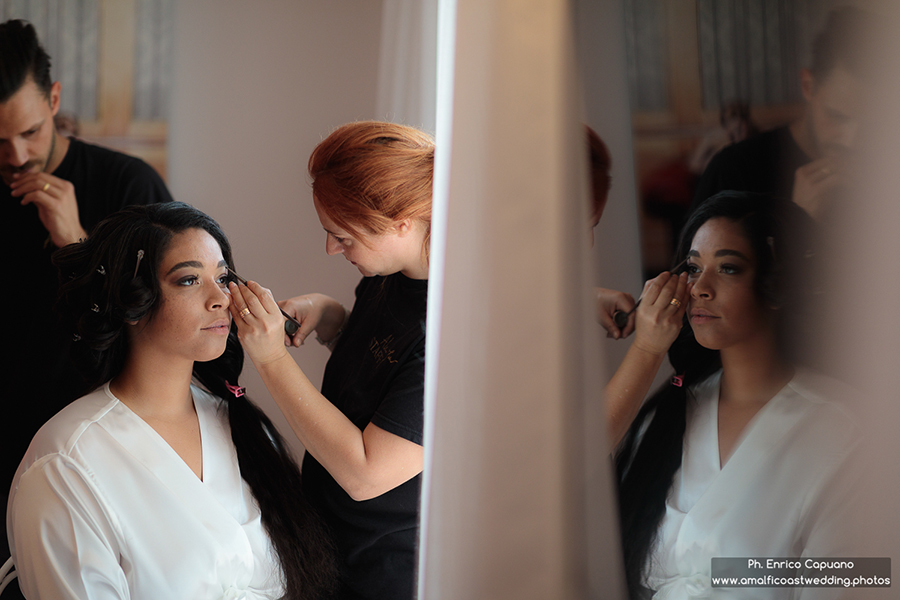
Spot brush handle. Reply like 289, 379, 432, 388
228, 268, 300, 336
613, 300, 641, 329
280, 310, 301, 335
611, 258, 687, 331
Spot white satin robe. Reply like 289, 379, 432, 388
7, 383, 284, 600
644, 369, 859, 600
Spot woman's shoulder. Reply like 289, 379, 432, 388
23, 384, 122, 465
782, 368, 860, 446
357, 272, 427, 296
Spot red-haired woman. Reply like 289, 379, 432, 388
229, 121, 432, 600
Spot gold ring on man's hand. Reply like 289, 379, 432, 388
239, 307, 251, 319
669, 298, 682, 308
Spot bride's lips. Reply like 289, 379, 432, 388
689, 309, 717, 324
202, 319, 231, 333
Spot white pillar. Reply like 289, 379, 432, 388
420, 0, 627, 597
829, 4, 900, 570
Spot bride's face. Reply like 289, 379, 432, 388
686, 217, 772, 351
131, 228, 233, 364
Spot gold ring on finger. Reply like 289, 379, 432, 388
669, 298, 682, 308
42, 182, 50, 192
239, 307, 251, 319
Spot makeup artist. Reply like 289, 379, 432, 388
229, 121, 431, 600
0, 19, 172, 585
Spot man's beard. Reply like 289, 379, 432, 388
807, 119, 851, 159
0, 134, 54, 186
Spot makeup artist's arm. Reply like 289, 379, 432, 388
605, 271, 691, 451
10, 173, 87, 246
278, 293, 348, 348
230, 281, 422, 501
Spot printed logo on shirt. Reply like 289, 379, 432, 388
370, 335, 399, 366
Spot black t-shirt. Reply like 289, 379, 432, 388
690, 126, 810, 213
1, 138, 173, 541
302, 273, 427, 600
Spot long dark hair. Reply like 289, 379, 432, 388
53, 202, 337, 599
615, 192, 813, 598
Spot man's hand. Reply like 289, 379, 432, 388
792, 157, 843, 220
10, 173, 86, 246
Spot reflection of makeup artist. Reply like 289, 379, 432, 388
229, 121, 431, 600
0, 18, 172, 581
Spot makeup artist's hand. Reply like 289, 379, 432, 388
10, 172, 87, 247
632, 271, 691, 356
278, 293, 346, 348
792, 157, 842, 220
228, 280, 292, 366
596, 287, 636, 340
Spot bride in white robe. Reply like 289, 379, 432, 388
9, 383, 282, 599
615, 193, 860, 600
6, 203, 336, 600
643, 369, 857, 599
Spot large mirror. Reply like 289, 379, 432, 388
623, 0, 861, 276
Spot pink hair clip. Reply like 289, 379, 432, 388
671, 374, 684, 387
225, 381, 245, 398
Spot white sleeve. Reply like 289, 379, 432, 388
795, 443, 866, 600
9, 454, 130, 600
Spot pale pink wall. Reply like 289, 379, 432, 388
168, 0, 385, 457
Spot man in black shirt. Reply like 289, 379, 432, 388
1, 20, 173, 582
692, 7, 876, 220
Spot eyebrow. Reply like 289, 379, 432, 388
324, 227, 354, 240
0, 118, 45, 143
687, 249, 751, 260
166, 259, 228, 275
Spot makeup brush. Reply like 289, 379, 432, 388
227, 267, 301, 336
612, 257, 690, 330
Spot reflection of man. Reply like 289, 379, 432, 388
1, 19, 172, 576
691, 7, 875, 220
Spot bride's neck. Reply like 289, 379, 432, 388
110, 356, 195, 419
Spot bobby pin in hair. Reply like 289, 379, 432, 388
133, 250, 144, 278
